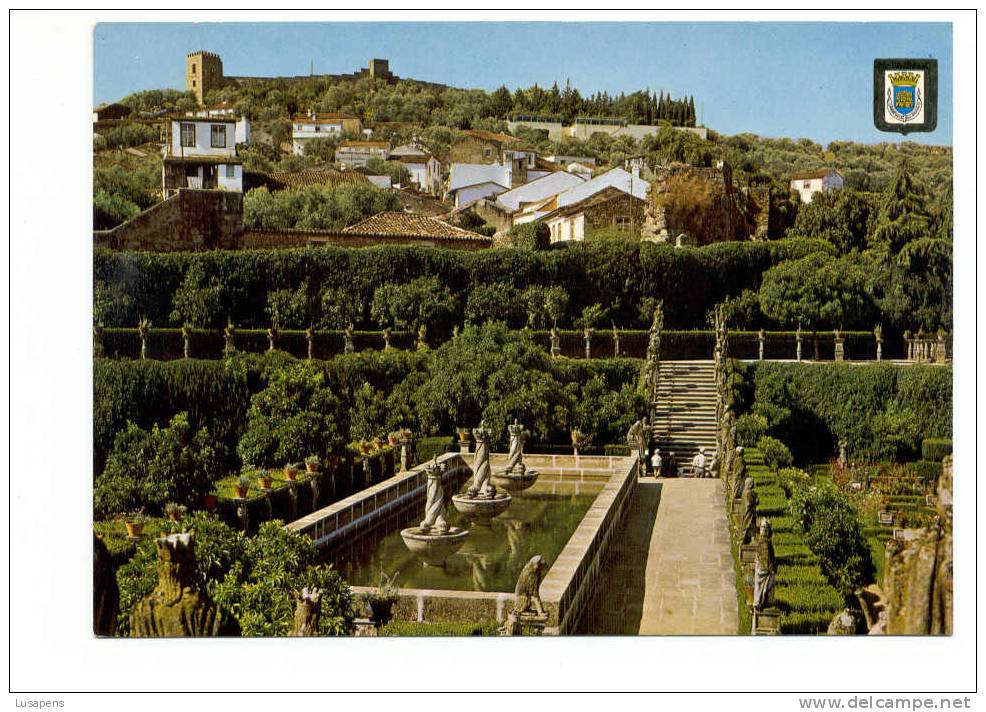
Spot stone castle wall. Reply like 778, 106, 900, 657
95, 190, 244, 252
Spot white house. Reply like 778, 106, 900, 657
493, 171, 586, 213
162, 117, 242, 197
556, 167, 649, 208
790, 168, 844, 204
192, 101, 251, 144
390, 143, 443, 194
447, 163, 513, 208
292, 113, 362, 156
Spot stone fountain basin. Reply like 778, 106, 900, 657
400, 526, 470, 567
491, 468, 539, 493
450, 493, 512, 524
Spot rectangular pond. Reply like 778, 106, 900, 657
329, 478, 603, 593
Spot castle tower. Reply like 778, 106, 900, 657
186, 51, 224, 105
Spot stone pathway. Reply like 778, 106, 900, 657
584, 478, 739, 635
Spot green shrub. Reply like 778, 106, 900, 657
237, 361, 345, 468
93, 238, 826, 330
243, 183, 401, 231
904, 460, 943, 484
94, 413, 223, 518
921, 438, 953, 463
736, 412, 767, 447
94, 190, 141, 230
115, 513, 354, 637
414, 435, 453, 464
758, 435, 793, 472
506, 222, 550, 250
748, 362, 951, 462
378, 621, 498, 636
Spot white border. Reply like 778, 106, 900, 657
6, 8, 978, 706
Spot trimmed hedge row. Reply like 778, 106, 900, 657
746, 449, 846, 635
94, 238, 829, 330
741, 362, 952, 463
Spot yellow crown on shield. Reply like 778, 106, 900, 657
890, 71, 920, 87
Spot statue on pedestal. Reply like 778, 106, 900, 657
731, 447, 747, 500
752, 517, 776, 611
505, 419, 530, 475
550, 326, 561, 358
466, 420, 494, 498
344, 323, 355, 354
291, 588, 322, 637
740, 477, 758, 545
419, 459, 449, 535
223, 319, 236, 356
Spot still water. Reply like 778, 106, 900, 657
329, 480, 601, 593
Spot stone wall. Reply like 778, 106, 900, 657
582, 194, 647, 234
450, 136, 501, 164
469, 199, 514, 233
643, 162, 755, 245
244, 228, 491, 251
94, 189, 244, 252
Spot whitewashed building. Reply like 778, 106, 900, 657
162, 117, 242, 197
390, 143, 443, 194
192, 101, 251, 144
336, 140, 390, 168
446, 163, 513, 208
789, 168, 844, 204
292, 113, 363, 156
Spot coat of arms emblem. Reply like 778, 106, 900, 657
886, 71, 923, 122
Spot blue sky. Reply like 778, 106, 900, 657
93, 22, 952, 146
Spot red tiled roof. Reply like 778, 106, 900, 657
266, 170, 369, 188
790, 168, 840, 181
292, 112, 359, 123
338, 140, 389, 149
342, 212, 489, 241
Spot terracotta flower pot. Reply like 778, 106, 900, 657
125, 521, 144, 538
388, 436, 399, 446
258, 476, 273, 490
457, 430, 470, 443
284, 467, 298, 481
359, 443, 372, 455
166, 511, 182, 522
232, 484, 249, 499
305, 462, 319, 474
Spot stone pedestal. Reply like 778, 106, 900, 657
353, 618, 379, 636
740, 543, 759, 565
834, 336, 845, 362
500, 612, 549, 636
752, 607, 781, 635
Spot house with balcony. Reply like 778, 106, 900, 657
291, 113, 363, 156
162, 117, 242, 198
191, 101, 251, 144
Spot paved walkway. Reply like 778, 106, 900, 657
584, 478, 739, 635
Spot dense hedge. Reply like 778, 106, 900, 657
921, 438, 953, 463
741, 362, 951, 463
93, 238, 828, 330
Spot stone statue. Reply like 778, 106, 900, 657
827, 609, 859, 635
731, 447, 747, 500
93, 534, 118, 636
453, 324, 460, 338
584, 328, 593, 359
131, 532, 239, 637
416, 324, 428, 351
837, 439, 848, 470
795, 325, 803, 362
306, 325, 315, 359
466, 420, 494, 498
757, 328, 765, 360
612, 324, 621, 357
740, 477, 758, 545
382, 327, 392, 351
344, 323, 355, 354
93, 323, 105, 359
626, 416, 649, 472
138, 318, 150, 360
550, 326, 561, 358
752, 517, 776, 611
181, 323, 192, 359
419, 459, 449, 535
223, 320, 236, 355
512, 554, 548, 617
267, 325, 277, 352
643, 302, 664, 402
290, 587, 322, 637
504, 419, 529, 475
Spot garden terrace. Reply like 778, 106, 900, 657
745, 448, 846, 634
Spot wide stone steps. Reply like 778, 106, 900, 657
649, 360, 719, 465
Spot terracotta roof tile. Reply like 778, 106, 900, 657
342, 212, 489, 241
463, 129, 520, 144
265, 170, 369, 188
790, 168, 841, 181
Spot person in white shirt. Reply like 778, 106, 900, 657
650, 448, 662, 478
691, 447, 707, 477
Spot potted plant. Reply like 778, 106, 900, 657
164, 503, 187, 522
387, 431, 400, 446
457, 426, 471, 443
284, 462, 301, 481
304, 455, 320, 474
232, 474, 251, 499
359, 441, 373, 455
257, 470, 273, 490
124, 512, 147, 539
363, 571, 400, 628
373, 436, 386, 450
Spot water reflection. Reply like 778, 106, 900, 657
328, 480, 600, 593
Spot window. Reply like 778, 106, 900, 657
484, 148, 492, 158
803, 181, 811, 189
211, 124, 227, 148
180, 123, 195, 148
225, 165, 236, 179
191, 80, 196, 88
615, 216, 631, 232
191, 64, 197, 74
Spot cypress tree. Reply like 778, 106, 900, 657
873, 159, 931, 255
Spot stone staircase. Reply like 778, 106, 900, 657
650, 360, 718, 464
